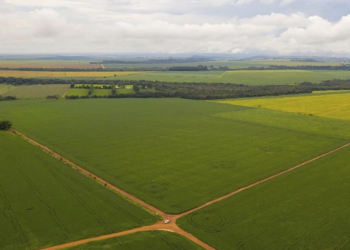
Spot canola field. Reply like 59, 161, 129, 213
217, 91, 350, 121
0, 99, 347, 214
0, 70, 146, 78
178, 144, 350, 250
66, 231, 204, 250
0, 132, 156, 250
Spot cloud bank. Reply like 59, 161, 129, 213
0, 0, 349, 55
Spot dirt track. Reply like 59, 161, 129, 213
12, 129, 349, 250
61, 89, 70, 98
12, 129, 214, 250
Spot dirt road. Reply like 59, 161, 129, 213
179, 141, 350, 217
12, 129, 214, 250
12, 129, 349, 250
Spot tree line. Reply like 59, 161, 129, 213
3, 77, 350, 100
0, 96, 16, 101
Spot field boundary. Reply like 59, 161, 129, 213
61, 88, 70, 98
10, 129, 350, 250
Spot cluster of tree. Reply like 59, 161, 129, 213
66, 79, 350, 100
4, 76, 350, 100
74, 84, 112, 89
0, 121, 12, 130
88, 84, 94, 95
169, 65, 208, 71
46, 95, 60, 99
0, 96, 16, 101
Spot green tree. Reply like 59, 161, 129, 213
111, 82, 117, 96
0, 121, 12, 131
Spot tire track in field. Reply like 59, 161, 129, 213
0, 142, 32, 249
10, 129, 215, 250
31, 153, 116, 235
177, 141, 350, 217
0, 185, 31, 250
0, 140, 70, 238
10, 129, 350, 250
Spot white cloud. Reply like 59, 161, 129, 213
0, 0, 350, 55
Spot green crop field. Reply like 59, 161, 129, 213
178, 144, 350, 250
0, 99, 347, 214
66, 88, 89, 96
114, 70, 350, 85
1, 84, 70, 99
92, 89, 112, 96
65, 231, 204, 250
0, 131, 156, 250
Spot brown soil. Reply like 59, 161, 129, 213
13, 129, 348, 250
40, 222, 214, 250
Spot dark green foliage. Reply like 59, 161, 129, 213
133, 84, 140, 92
168, 65, 208, 71
46, 95, 59, 99
3, 76, 350, 100
0, 121, 11, 130
88, 84, 94, 95
0, 96, 16, 101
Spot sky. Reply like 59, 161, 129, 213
0, 0, 349, 56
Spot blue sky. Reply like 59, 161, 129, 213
0, 0, 349, 55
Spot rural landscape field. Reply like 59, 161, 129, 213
1, 57, 350, 249
2, 0, 350, 249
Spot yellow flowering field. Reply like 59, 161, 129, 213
216, 92, 350, 121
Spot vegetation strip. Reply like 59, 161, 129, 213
12, 126, 350, 250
